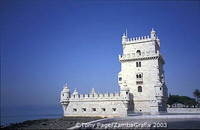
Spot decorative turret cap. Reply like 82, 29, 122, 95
151, 28, 156, 33
151, 28, 157, 39
72, 88, 78, 95
62, 82, 70, 92
122, 28, 128, 37
122, 29, 128, 44
90, 88, 96, 94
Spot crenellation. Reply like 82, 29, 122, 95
64, 90, 127, 102
125, 35, 152, 44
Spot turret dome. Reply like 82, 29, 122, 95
62, 83, 70, 92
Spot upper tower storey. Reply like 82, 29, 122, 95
119, 29, 163, 63
121, 28, 160, 45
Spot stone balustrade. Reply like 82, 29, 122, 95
119, 51, 160, 61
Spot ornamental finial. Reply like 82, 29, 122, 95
73, 88, 78, 95
91, 88, 96, 94
151, 28, 156, 33
64, 81, 68, 88
125, 28, 128, 37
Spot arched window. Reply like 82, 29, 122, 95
136, 50, 141, 56
138, 86, 142, 92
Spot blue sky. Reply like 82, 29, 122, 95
1, 0, 200, 107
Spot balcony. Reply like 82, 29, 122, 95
119, 51, 161, 62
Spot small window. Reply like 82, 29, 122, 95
136, 50, 141, 56
126, 92, 128, 94
102, 108, 106, 111
92, 108, 96, 111
119, 77, 122, 81
160, 87, 162, 90
139, 109, 142, 112
112, 108, 116, 111
138, 86, 142, 92
136, 73, 143, 79
82, 108, 86, 111
62, 94, 64, 96
136, 81, 143, 84
136, 62, 141, 67
73, 108, 77, 112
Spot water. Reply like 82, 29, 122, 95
0, 105, 63, 126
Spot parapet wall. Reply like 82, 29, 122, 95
123, 35, 159, 44
69, 92, 129, 101
126, 35, 151, 44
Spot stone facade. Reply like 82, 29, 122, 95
118, 29, 168, 114
60, 29, 168, 117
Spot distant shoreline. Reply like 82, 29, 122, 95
1, 116, 104, 129
2, 115, 200, 129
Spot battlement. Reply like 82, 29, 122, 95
69, 92, 128, 101
61, 87, 130, 103
122, 28, 159, 45
125, 35, 153, 44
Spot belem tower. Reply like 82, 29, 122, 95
60, 29, 168, 117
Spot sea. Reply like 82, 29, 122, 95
0, 105, 62, 126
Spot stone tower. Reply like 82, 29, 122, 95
118, 29, 168, 114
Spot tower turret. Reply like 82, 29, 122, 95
60, 83, 70, 102
120, 81, 130, 100
90, 88, 96, 94
122, 29, 128, 44
151, 28, 157, 40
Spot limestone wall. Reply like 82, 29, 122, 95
61, 90, 130, 117
63, 100, 129, 117
118, 29, 167, 114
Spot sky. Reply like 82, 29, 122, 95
1, 0, 200, 108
